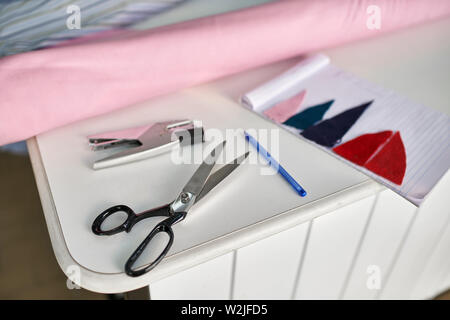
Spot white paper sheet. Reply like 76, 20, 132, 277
243, 56, 450, 206
241, 54, 330, 112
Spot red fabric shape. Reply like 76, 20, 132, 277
333, 131, 393, 166
333, 130, 407, 185
364, 131, 407, 185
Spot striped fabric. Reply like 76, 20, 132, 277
0, 0, 185, 57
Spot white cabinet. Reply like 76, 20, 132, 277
410, 219, 450, 299
380, 173, 450, 299
150, 253, 234, 300
342, 190, 416, 299
293, 196, 375, 299
232, 222, 310, 299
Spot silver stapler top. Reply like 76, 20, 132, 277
88, 119, 204, 170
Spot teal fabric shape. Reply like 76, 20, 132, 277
283, 99, 334, 130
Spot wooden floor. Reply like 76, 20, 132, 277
0, 150, 448, 300
0, 150, 105, 299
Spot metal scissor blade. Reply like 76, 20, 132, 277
195, 152, 249, 203
182, 141, 226, 197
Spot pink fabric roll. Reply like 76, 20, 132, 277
1, 0, 450, 145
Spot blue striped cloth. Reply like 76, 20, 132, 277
0, 0, 185, 57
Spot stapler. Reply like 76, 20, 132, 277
88, 119, 204, 169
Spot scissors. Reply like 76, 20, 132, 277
92, 141, 249, 277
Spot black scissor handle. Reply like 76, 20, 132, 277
92, 204, 172, 236
125, 212, 185, 277
92, 204, 137, 235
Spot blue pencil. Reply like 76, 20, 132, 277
244, 131, 307, 197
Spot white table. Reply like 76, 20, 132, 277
27, 17, 450, 299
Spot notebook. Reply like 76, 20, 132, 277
241, 54, 450, 206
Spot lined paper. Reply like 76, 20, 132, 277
243, 58, 450, 206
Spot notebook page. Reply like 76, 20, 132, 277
243, 62, 450, 206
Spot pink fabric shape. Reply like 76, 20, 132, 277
1, 0, 450, 145
263, 90, 306, 123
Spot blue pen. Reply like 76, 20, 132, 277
244, 131, 307, 197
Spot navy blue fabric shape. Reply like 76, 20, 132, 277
283, 99, 334, 130
300, 100, 373, 147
